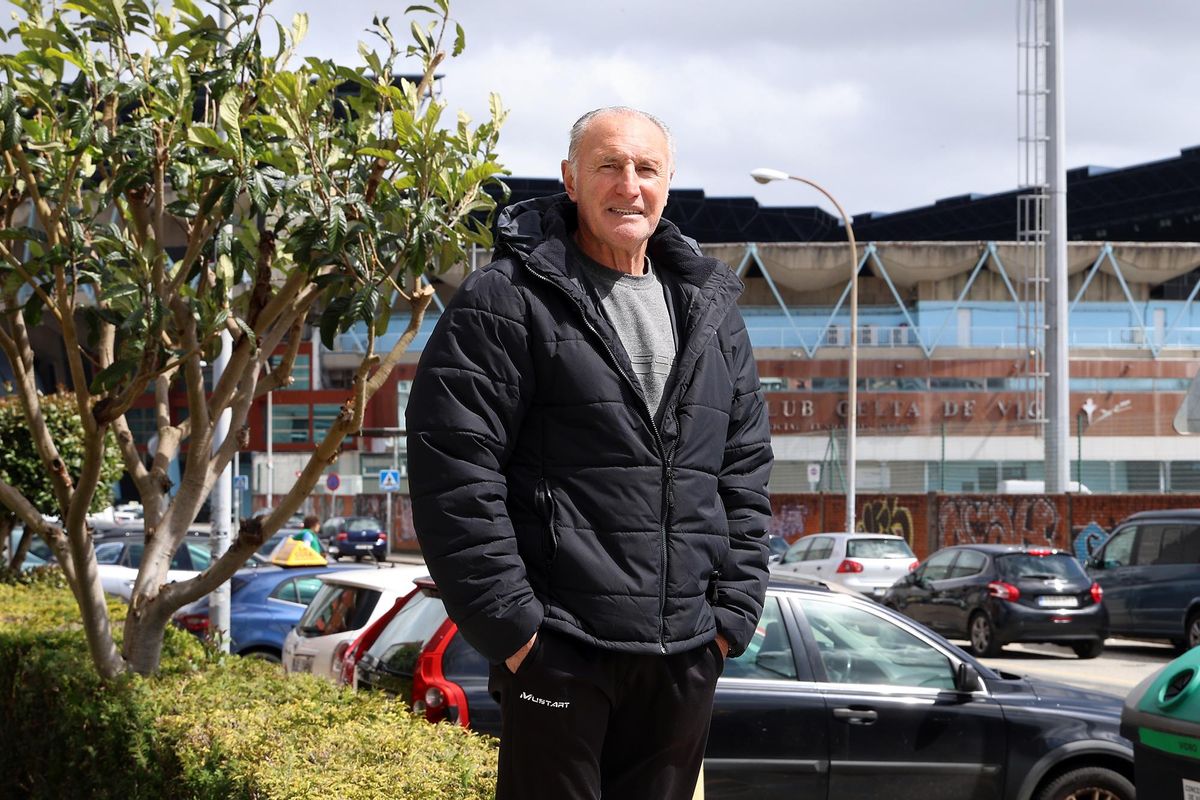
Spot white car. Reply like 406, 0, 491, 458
282, 564, 427, 681
770, 532, 918, 598
95, 534, 210, 601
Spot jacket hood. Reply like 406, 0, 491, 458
494, 193, 740, 292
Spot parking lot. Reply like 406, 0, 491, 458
975, 637, 1177, 697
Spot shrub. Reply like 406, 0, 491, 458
0, 576, 497, 799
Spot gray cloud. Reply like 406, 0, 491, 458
7, 0, 1197, 218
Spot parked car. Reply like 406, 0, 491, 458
766, 534, 789, 564
883, 544, 1107, 658
347, 574, 1134, 800
771, 532, 918, 598
94, 531, 212, 600
6, 525, 55, 567
281, 564, 427, 680
249, 528, 307, 565
1086, 508, 1200, 651
319, 516, 387, 562
172, 563, 369, 661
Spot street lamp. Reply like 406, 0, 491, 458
750, 167, 860, 534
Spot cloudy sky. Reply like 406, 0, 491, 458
13, 1, 1200, 218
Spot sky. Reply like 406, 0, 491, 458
10, 1, 1200, 218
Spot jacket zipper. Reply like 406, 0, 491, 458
523, 264, 674, 653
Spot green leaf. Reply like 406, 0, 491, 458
453, 23, 466, 57
318, 295, 351, 350
1, 107, 21, 150
356, 146, 398, 162
89, 359, 137, 394
233, 315, 257, 347
173, 0, 203, 21
291, 12, 309, 47
218, 90, 243, 161
101, 283, 140, 303
43, 47, 85, 70
187, 125, 229, 154
328, 204, 346, 250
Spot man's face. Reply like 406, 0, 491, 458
561, 112, 672, 270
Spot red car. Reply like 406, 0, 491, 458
339, 578, 492, 728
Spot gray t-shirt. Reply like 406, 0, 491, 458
573, 246, 677, 415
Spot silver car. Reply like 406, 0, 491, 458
771, 532, 918, 598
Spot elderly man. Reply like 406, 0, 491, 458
407, 107, 773, 800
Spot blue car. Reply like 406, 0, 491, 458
173, 564, 367, 661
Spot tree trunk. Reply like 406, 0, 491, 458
122, 599, 173, 675
1, 515, 18, 568
78, 578, 128, 679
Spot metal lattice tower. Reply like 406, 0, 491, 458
1017, 0, 1049, 426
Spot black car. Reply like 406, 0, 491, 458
319, 516, 386, 562
352, 576, 1134, 800
1086, 508, 1200, 651
884, 544, 1107, 659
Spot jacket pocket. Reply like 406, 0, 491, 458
534, 478, 560, 564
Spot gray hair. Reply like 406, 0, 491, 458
566, 106, 675, 178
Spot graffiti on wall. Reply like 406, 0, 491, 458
770, 501, 812, 542
938, 496, 1059, 546
1072, 521, 1110, 561
857, 497, 916, 546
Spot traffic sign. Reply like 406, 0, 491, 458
233, 474, 249, 491
325, 473, 341, 492
379, 469, 401, 492
807, 463, 822, 485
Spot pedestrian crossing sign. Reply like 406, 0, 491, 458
379, 469, 402, 492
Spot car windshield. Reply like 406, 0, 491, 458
296, 582, 381, 636
364, 591, 449, 675
996, 553, 1087, 581
345, 519, 381, 532
846, 538, 914, 559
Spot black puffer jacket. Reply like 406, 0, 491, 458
407, 194, 772, 664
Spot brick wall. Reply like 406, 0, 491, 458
773, 493, 1200, 560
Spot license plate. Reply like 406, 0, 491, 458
291, 654, 313, 673
1184, 778, 1200, 800
355, 543, 373, 551
1037, 595, 1079, 608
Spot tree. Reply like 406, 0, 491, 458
0, 393, 124, 568
0, 0, 506, 676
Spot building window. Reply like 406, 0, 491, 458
124, 407, 157, 442
272, 404, 310, 443
1122, 461, 1161, 492
312, 404, 341, 442
325, 369, 354, 390
269, 354, 310, 390
1169, 462, 1200, 493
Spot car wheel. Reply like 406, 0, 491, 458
1183, 610, 1200, 653
1035, 766, 1133, 800
968, 612, 1002, 657
242, 649, 282, 664
1071, 639, 1104, 659
354, 554, 364, 562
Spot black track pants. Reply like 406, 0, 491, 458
489, 631, 723, 800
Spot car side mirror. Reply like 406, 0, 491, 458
954, 661, 984, 694
768, 553, 782, 565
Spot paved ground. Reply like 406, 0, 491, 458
972, 637, 1177, 697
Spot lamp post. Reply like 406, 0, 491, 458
750, 167, 859, 533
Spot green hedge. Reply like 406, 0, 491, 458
0, 569, 498, 799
